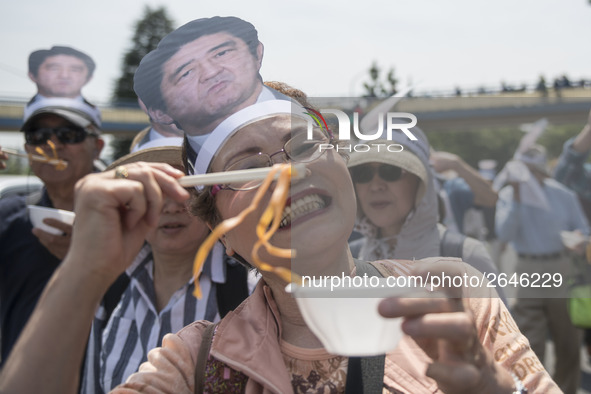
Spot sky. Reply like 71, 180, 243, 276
1, 0, 590, 105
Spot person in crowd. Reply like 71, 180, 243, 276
347, 130, 505, 303
553, 107, 591, 360
81, 139, 248, 393
554, 107, 591, 220
0, 101, 104, 367
0, 100, 560, 393
430, 150, 498, 235
24, 46, 101, 124
495, 143, 590, 394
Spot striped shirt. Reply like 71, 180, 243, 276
81, 243, 225, 393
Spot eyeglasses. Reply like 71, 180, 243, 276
25, 126, 91, 146
211, 131, 330, 195
349, 164, 404, 183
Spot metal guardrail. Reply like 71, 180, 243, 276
0, 100, 149, 134
0, 87, 590, 134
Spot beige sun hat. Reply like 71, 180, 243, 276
347, 137, 430, 206
106, 137, 184, 170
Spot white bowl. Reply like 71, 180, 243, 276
27, 205, 76, 235
288, 280, 432, 356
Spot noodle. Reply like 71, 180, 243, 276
192, 163, 301, 299
33, 141, 67, 170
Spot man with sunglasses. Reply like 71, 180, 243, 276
0, 102, 104, 367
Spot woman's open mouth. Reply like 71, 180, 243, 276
279, 193, 330, 229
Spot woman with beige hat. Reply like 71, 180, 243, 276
347, 128, 503, 293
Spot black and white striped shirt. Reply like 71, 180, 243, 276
81, 243, 225, 393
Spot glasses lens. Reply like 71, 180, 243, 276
285, 130, 328, 163
25, 128, 53, 145
350, 164, 403, 183
378, 165, 403, 182
224, 153, 272, 190
25, 126, 88, 145
350, 165, 375, 183
55, 126, 87, 144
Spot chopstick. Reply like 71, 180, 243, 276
1, 147, 68, 168
178, 163, 307, 187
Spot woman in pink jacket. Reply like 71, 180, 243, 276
114, 100, 556, 393
0, 100, 559, 393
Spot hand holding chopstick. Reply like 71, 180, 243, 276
0, 147, 68, 168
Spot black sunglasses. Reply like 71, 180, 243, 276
25, 126, 91, 146
350, 164, 404, 183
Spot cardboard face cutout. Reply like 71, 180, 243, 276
24, 46, 100, 123
132, 16, 295, 171
133, 17, 276, 138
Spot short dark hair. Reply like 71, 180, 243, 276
134, 16, 261, 112
28, 46, 96, 78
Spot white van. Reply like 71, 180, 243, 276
0, 175, 43, 200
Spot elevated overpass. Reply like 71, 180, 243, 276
314, 88, 591, 132
0, 89, 590, 136
397, 91, 591, 132
0, 101, 149, 136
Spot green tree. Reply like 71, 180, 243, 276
362, 61, 398, 98
112, 6, 175, 106
426, 123, 584, 172
110, 6, 175, 160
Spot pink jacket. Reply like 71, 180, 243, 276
115, 259, 560, 393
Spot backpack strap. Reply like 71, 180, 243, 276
345, 355, 386, 394
216, 256, 249, 318
440, 228, 466, 259
194, 322, 217, 394
348, 238, 363, 259
347, 259, 386, 393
